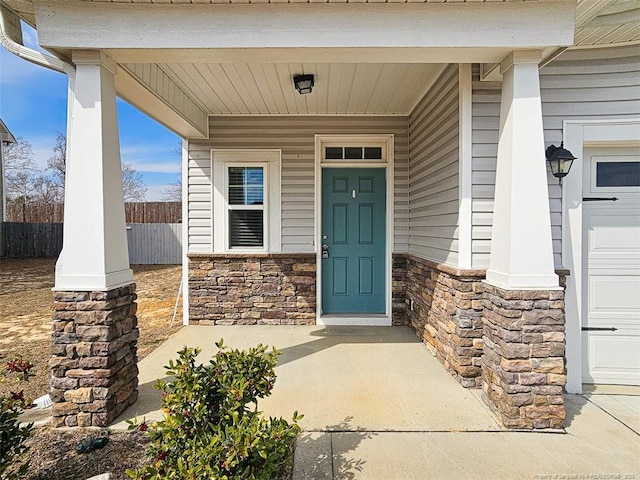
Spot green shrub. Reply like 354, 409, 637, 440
0, 359, 34, 480
127, 341, 302, 480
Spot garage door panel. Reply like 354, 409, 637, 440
585, 214, 640, 255
582, 146, 640, 386
582, 333, 640, 385
588, 275, 640, 317
584, 258, 640, 268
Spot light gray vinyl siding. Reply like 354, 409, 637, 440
408, 64, 460, 266
187, 116, 409, 253
471, 45, 640, 269
539, 45, 640, 144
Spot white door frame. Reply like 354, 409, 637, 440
562, 118, 640, 394
314, 134, 395, 326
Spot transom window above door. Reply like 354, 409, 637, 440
323, 146, 384, 161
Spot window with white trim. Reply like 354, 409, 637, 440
595, 161, 640, 188
228, 166, 264, 247
588, 154, 640, 194
212, 150, 281, 253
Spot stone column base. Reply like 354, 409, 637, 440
50, 284, 139, 427
481, 283, 566, 430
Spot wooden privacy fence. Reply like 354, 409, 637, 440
125, 203, 182, 224
3, 222, 63, 257
6, 202, 182, 224
2, 222, 182, 264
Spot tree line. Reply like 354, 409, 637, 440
3, 133, 148, 205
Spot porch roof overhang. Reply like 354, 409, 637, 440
0, 118, 17, 144
32, 1, 577, 51
3, 0, 639, 138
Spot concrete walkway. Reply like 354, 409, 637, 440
294, 394, 640, 479
109, 325, 640, 479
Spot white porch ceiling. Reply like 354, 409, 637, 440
153, 63, 445, 115
4, 0, 639, 137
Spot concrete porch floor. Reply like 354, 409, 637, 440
112, 325, 501, 432
105, 325, 639, 479
16, 326, 640, 480
18, 325, 640, 478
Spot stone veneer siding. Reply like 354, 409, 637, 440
188, 254, 316, 325
481, 282, 566, 430
403, 255, 486, 387
50, 285, 139, 427
392, 254, 408, 326
190, 253, 408, 326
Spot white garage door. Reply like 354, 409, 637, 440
582, 147, 640, 386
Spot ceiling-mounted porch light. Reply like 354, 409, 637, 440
546, 142, 577, 185
293, 74, 314, 95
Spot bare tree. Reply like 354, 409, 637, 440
47, 132, 66, 191
4, 137, 38, 204
46, 134, 147, 202
121, 162, 147, 202
161, 178, 182, 202
161, 142, 182, 201
32, 176, 64, 203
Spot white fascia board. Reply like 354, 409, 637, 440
105, 47, 524, 64
114, 66, 207, 139
108, 47, 519, 65
34, 1, 576, 50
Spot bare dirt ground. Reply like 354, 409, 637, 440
17, 428, 150, 480
0, 258, 184, 479
0, 260, 297, 479
0, 258, 183, 402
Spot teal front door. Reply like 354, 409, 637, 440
321, 168, 386, 314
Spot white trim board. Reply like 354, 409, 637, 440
317, 315, 390, 327
458, 63, 473, 270
314, 134, 395, 326
181, 138, 190, 326
36, 2, 576, 51
562, 118, 640, 394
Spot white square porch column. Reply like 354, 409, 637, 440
51, 51, 139, 428
485, 51, 558, 290
55, 50, 133, 291
481, 51, 566, 430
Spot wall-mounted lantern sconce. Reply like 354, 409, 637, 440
293, 74, 314, 95
545, 142, 577, 185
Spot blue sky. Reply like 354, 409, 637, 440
0, 23, 181, 201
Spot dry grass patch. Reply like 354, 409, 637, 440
0, 258, 183, 402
